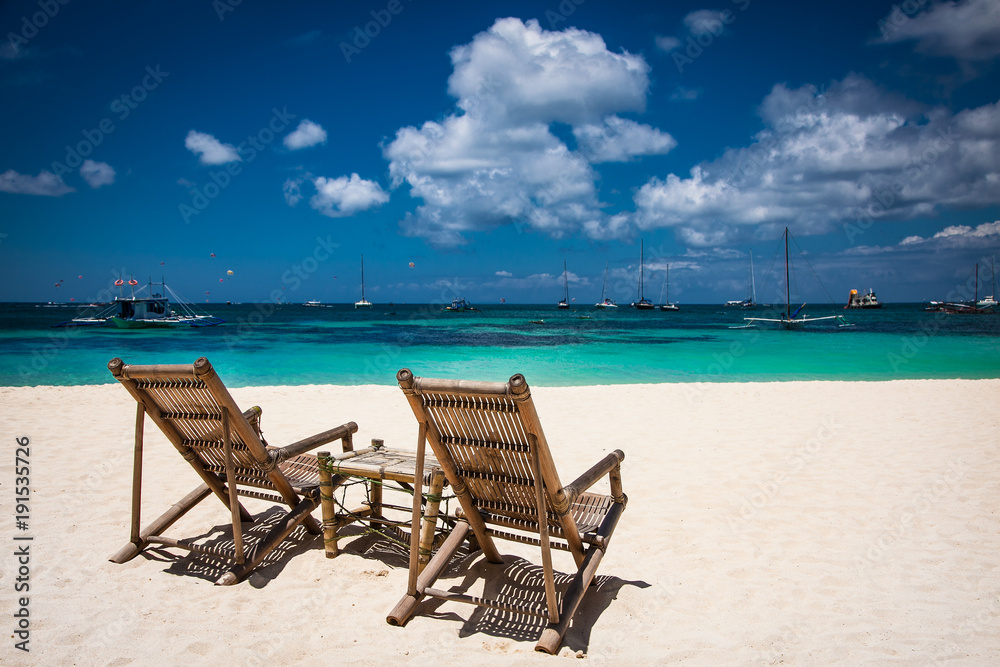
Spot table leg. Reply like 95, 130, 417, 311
418, 468, 446, 573
317, 452, 339, 559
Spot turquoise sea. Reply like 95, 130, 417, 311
2, 302, 999, 386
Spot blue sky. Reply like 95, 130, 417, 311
2, 0, 999, 305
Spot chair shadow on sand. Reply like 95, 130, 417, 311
334, 527, 650, 653
138, 506, 321, 588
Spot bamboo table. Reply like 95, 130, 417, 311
317, 440, 447, 571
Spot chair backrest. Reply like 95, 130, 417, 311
396, 370, 576, 545
108, 357, 272, 486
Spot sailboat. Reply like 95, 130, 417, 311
725, 249, 758, 308
594, 261, 617, 308
659, 265, 679, 311
977, 257, 997, 308
631, 239, 654, 310
742, 228, 848, 329
557, 260, 570, 309
354, 255, 372, 308
936, 263, 994, 314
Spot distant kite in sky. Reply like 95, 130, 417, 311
227, 270, 234, 277
210, 253, 216, 258
409, 262, 415, 268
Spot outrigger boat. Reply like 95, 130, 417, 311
927, 263, 996, 314
55, 277, 224, 328
740, 228, 851, 330
444, 297, 478, 312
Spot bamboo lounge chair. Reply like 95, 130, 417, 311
107, 357, 358, 585
387, 369, 627, 654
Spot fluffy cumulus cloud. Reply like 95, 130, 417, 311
876, 0, 1000, 61
634, 74, 1000, 246
184, 130, 241, 165
683, 9, 730, 37
283, 119, 327, 150
900, 220, 1000, 248
0, 169, 74, 196
79, 160, 115, 188
382, 18, 673, 245
285, 173, 389, 218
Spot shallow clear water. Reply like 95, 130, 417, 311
3, 302, 999, 386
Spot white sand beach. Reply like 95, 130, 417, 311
1, 379, 998, 664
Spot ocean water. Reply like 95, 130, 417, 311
2, 302, 999, 386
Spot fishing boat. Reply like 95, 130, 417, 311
594, 261, 617, 309
355, 254, 372, 308
54, 277, 224, 328
725, 249, 758, 308
845, 288, 882, 309
658, 265, 679, 311
444, 297, 477, 312
558, 260, 570, 309
741, 228, 850, 329
630, 239, 654, 310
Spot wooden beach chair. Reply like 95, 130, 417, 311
107, 357, 358, 585
387, 369, 627, 654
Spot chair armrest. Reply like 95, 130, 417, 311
561, 449, 625, 507
272, 422, 358, 464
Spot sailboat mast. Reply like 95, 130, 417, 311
361, 254, 366, 301
749, 249, 756, 304
563, 260, 569, 302
639, 239, 644, 301
601, 261, 608, 300
975, 263, 978, 306
784, 228, 790, 320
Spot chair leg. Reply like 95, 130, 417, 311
110, 483, 213, 563
417, 469, 445, 573
387, 521, 470, 626
216, 495, 320, 586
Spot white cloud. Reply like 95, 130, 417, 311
634, 74, 1000, 246
670, 86, 700, 101
0, 169, 74, 196
573, 116, 676, 163
283, 178, 303, 206
495, 270, 513, 277
184, 130, 241, 165
655, 35, 681, 52
877, 0, 1000, 61
309, 173, 389, 218
383, 18, 667, 245
79, 160, 115, 188
683, 9, 729, 37
283, 119, 327, 150
899, 220, 1000, 248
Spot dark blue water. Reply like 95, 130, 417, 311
2, 302, 999, 386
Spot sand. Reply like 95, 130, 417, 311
1, 379, 998, 664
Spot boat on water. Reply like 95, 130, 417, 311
740, 228, 851, 330
724, 249, 758, 308
444, 297, 478, 312
928, 263, 996, 314
355, 255, 372, 308
557, 260, 570, 309
595, 261, 617, 309
977, 257, 997, 308
303, 300, 323, 307
630, 239, 654, 310
55, 278, 224, 328
658, 264, 679, 311
845, 288, 882, 309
